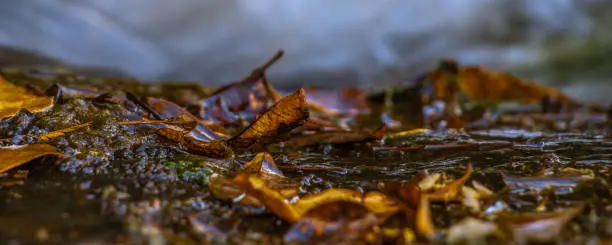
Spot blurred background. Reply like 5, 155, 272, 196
0, 0, 611, 103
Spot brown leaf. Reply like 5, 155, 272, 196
142, 97, 199, 122
197, 51, 284, 128
424, 59, 572, 104
45, 83, 126, 104
228, 89, 309, 149
0, 144, 64, 173
303, 86, 370, 118
495, 204, 585, 243
0, 76, 54, 119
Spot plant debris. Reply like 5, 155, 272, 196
1, 52, 611, 244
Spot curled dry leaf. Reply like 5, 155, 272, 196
228, 89, 309, 149
0, 76, 54, 120
495, 204, 585, 244
0, 144, 65, 173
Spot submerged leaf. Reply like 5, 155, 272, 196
228, 89, 309, 149
0, 144, 64, 173
0, 76, 54, 119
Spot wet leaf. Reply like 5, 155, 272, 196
38, 122, 92, 141
45, 83, 126, 104
502, 175, 586, 195
0, 144, 64, 173
209, 152, 298, 207
0, 76, 54, 119
292, 189, 364, 217
228, 89, 309, 149
415, 195, 435, 239
284, 201, 380, 245
424, 163, 472, 202
424, 59, 572, 104
495, 204, 585, 243
303, 86, 370, 118
234, 173, 301, 223
446, 217, 505, 245
142, 97, 198, 122
197, 51, 283, 127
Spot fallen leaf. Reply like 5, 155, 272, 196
197, 51, 283, 127
209, 152, 298, 207
0, 144, 64, 173
425, 163, 473, 202
45, 83, 126, 104
302, 86, 370, 118
292, 189, 364, 217
446, 217, 505, 245
234, 173, 301, 223
284, 200, 380, 245
415, 196, 435, 239
424, 59, 572, 105
495, 204, 585, 243
38, 122, 93, 141
502, 175, 586, 195
228, 89, 309, 149
142, 97, 198, 122
0, 76, 54, 119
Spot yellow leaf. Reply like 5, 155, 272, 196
0, 76, 54, 119
234, 173, 301, 223
0, 144, 64, 173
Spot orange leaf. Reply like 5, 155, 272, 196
234, 173, 301, 223
228, 89, 309, 149
0, 144, 65, 173
0, 76, 54, 119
